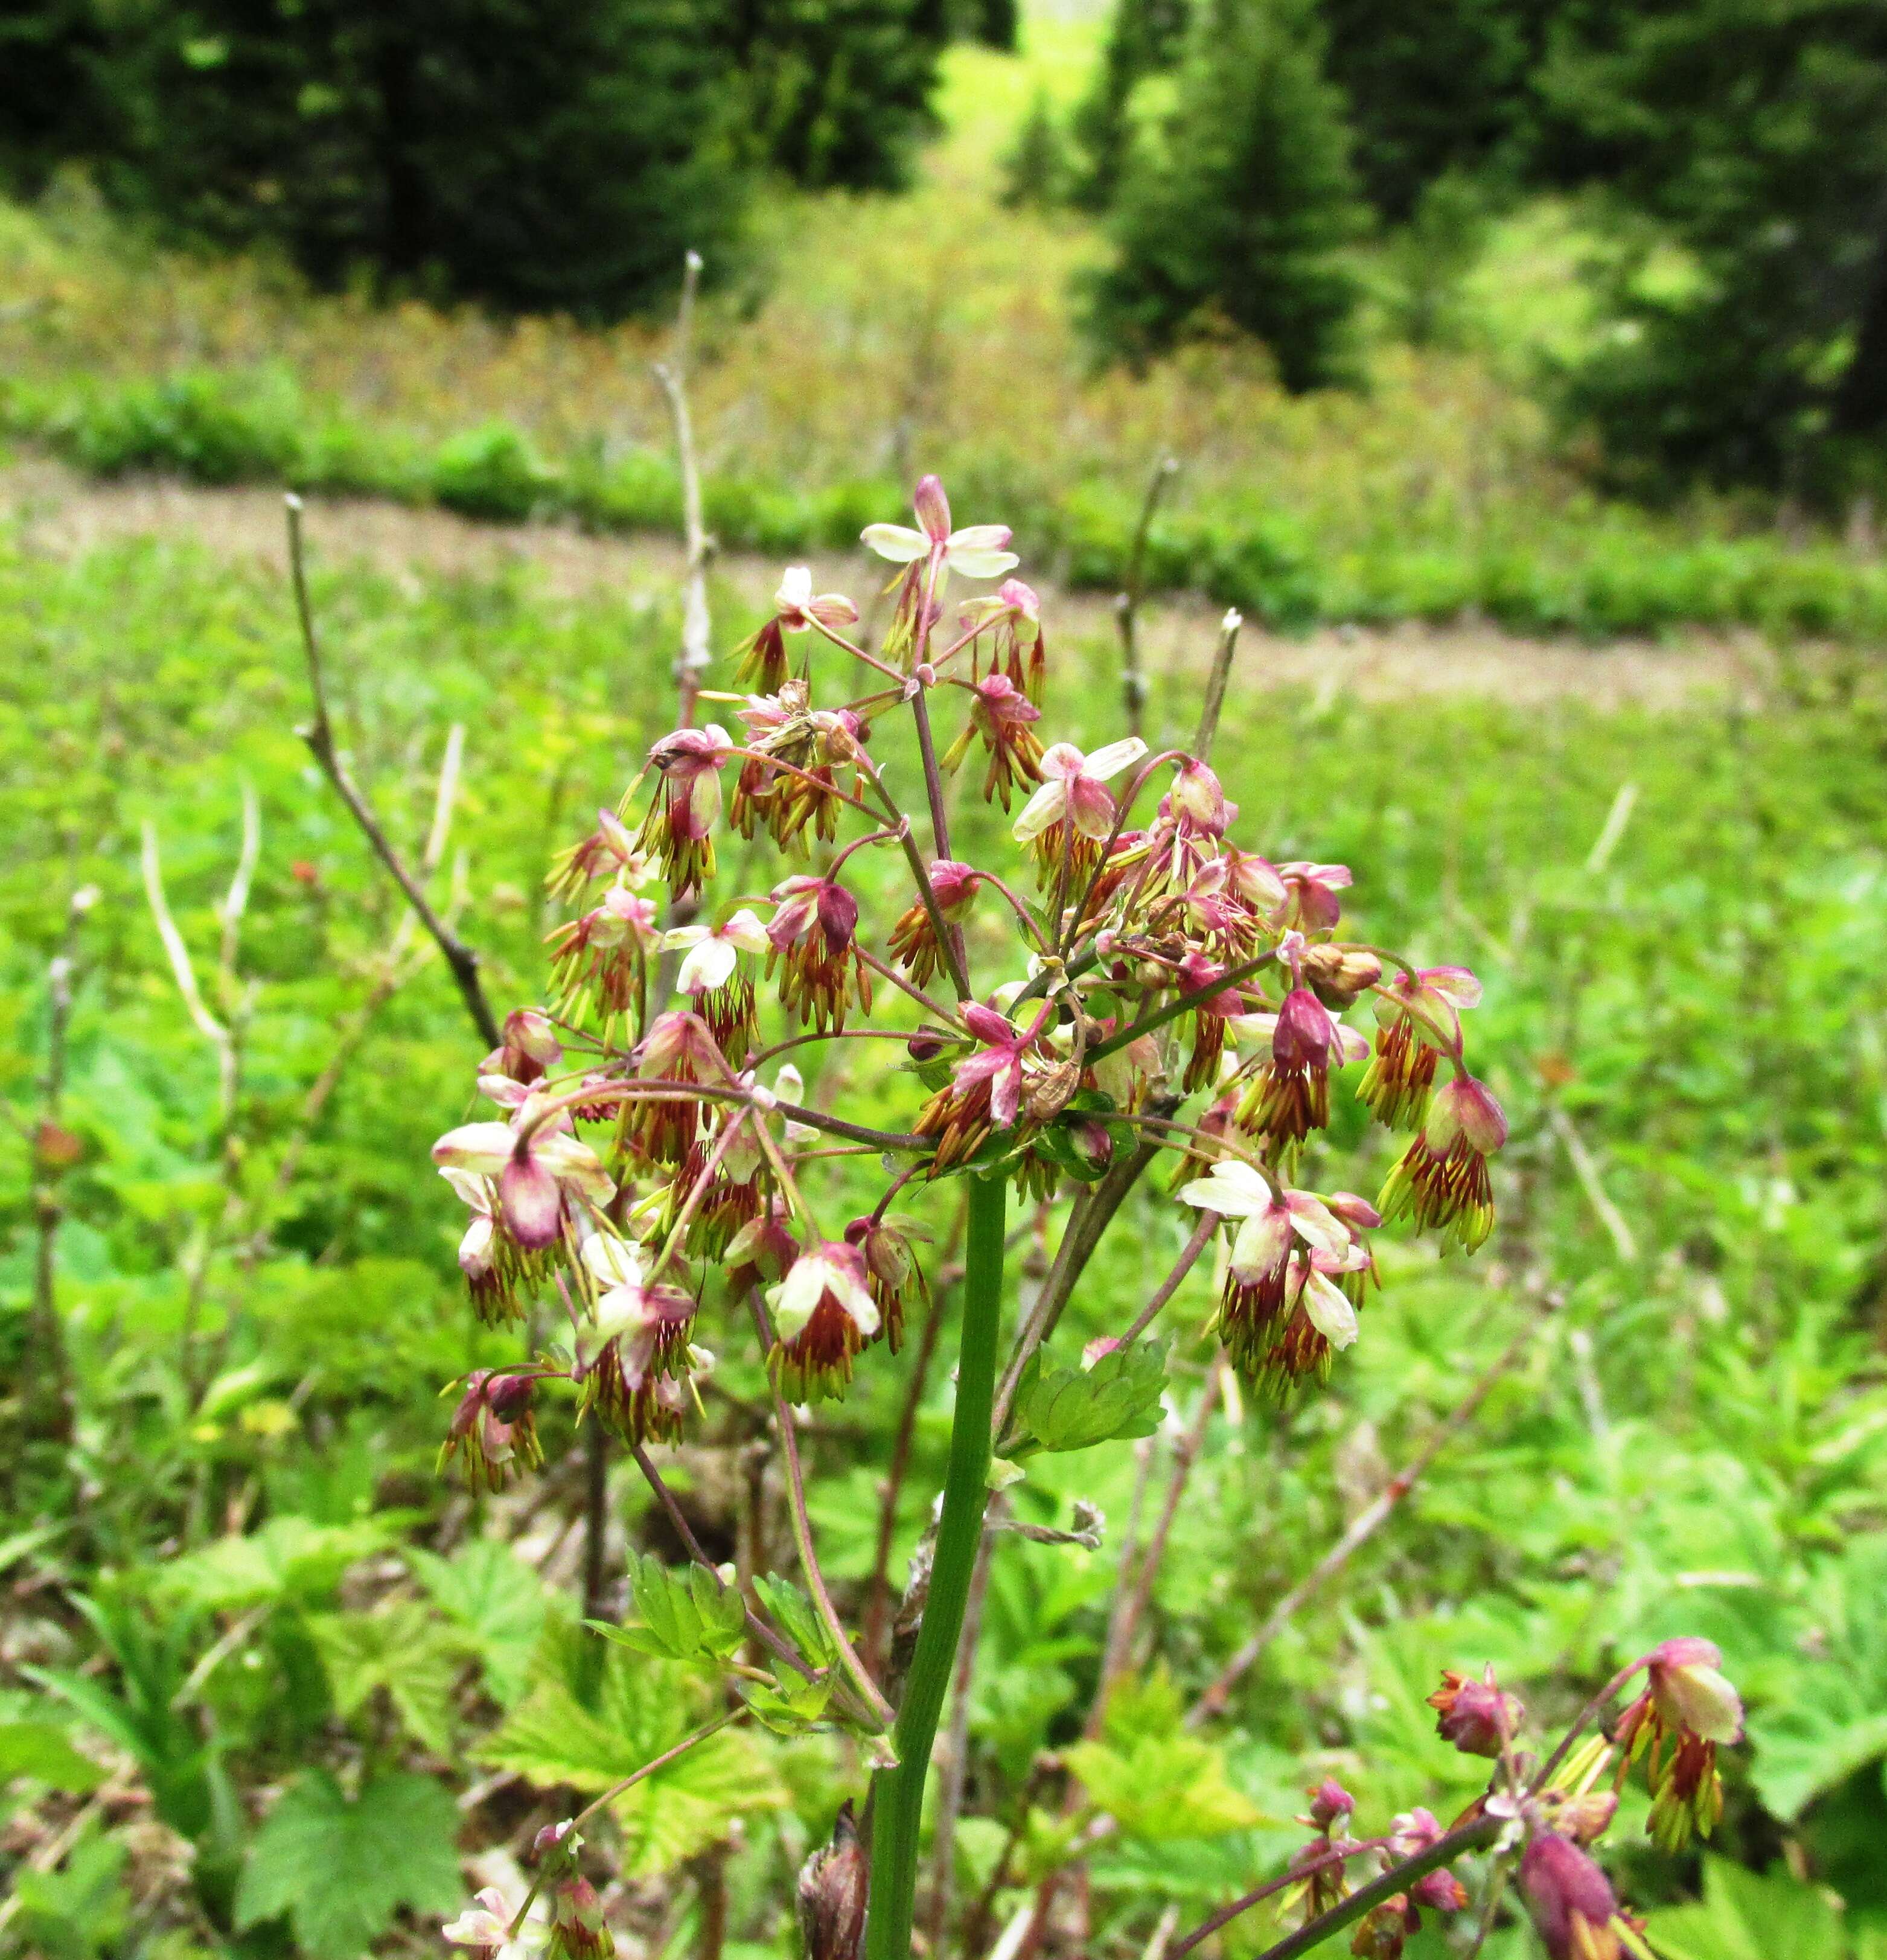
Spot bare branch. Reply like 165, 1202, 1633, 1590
217, 780, 261, 983
1116, 455, 1178, 739
284, 495, 501, 1050
142, 819, 235, 1123
1192, 608, 1244, 764
651, 249, 711, 727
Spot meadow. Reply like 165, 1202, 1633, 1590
4, 13, 1887, 1960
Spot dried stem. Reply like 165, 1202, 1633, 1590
1187, 1297, 1553, 1726
651, 250, 710, 727
1116, 456, 1178, 739
1192, 608, 1244, 762
141, 819, 238, 1129
286, 495, 501, 1050
1122, 1210, 1217, 1345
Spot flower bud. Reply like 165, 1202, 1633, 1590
1428, 1667, 1522, 1756
1301, 944, 1383, 1010
1519, 1833, 1620, 1960
1647, 1637, 1744, 1744
1304, 1777, 1355, 1831
796, 1801, 867, 1960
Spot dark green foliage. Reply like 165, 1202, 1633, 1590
998, 86, 1073, 209
950, 0, 1019, 48
73, 0, 747, 318
1545, 0, 1887, 496
1082, 0, 1368, 392
1320, 0, 1551, 219
1068, 0, 1190, 211
721, 0, 946, 191
0, 1, 114, 192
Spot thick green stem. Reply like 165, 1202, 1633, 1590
864, 1172, 1008, 1960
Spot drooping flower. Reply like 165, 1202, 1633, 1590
531, 1824, 615, 1960
440, 1166, 544, 1321
887, 858, 981, 988
1358, 966, 1482, 1131
1279, 860, 1353, 933
1012, 738, 1147, 882
1236, 986, 1365, 1147
730, 683, 866, 851
1613, 1638, 1743, 1851
546, 806, 650, 905
727, 1200, 800, 1297
915, 1000, 1056, 1173
546, 886, 660, 1024
1171, 951, 1250, 1092
576, 1270, 703, 1447
1280, 1777, 1359, 1928
483, 1007, 563, 1085
939, 673, 1044, 810
769, 1242, 881, 1403
438, 1370, 542, 1492
846, 1211, 931, 1352
444, 1886, 545, 1960
767, 876, 872, 1033
637, 724, 733, 898
1428, 1665, 1524, 1757
956, 576, 1047, 700
1378, 1074, 1506, 1252
1519, 1833, 1621, 1960
626, 1010, 726, 1166
433, 1096, 614, 1252
662, 908, 768, 1059
862, 475, 1019, 581
736, 567, 860, 691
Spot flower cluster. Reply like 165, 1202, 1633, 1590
428, 470, 1510, 1451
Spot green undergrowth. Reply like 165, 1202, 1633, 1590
8, 365, 1887, 642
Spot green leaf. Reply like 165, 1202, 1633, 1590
610, 1552, 747, 1665
10, 1824, 129, 1960
1003, 1341, 1167, 1460
305, 1601, 461, 1755
410, 1539, 550, 1705
0, 1720, 109, 1793
479, 1649, 783, 1876
1062, 1731, 1265, 1841
1646, 1859, 1845, 1960
157, 1516, 388, 1613
234, 1770, 461, 1960
755, 1572, 839, 1669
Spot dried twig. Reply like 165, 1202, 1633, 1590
141, 819, 238, 1127
1548, 1105, 1638, 1261
1193, 608, 1244, 762
1115, 455, 1178, 739
285, 494, 500, 1050
1186, 1295, 1554, 1726
651, 249, 711, 727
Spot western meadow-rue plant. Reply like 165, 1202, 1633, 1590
428, 476, 1745, 1960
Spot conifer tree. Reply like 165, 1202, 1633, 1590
1067, 0, 1190, 211
1082, 0, 1367, 392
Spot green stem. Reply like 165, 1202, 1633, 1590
864, 1172, 1008, 1960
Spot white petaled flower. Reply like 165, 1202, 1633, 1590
774, 1063, 817, 1144
1012, 738, 1147, 843
1178, 1162, 1354, 1279
861, 474, 1019, 580
662, 908, 769, 994
443, 1887, 544, 1958
774, 566, 859, 632
1295, 1265, 1359, 1349
582, 1229, 646, 1293
773, 1243, 881, 1344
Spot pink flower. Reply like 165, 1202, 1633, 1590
483, 1007, 563, 1085
546, 886, 660, 1021
953, 1001, 1051, 1129
627, 1009, 726, 1165
1236, 986, 1366, 1145
638, 724, 733, 896
1279, 860, 1353, 932
940, 673, 1044, 809
432, 1094, 614, 1251
862, 475, 1020, 580
1614, 1638, 1744, 1852
770, 1242, 881, 1403
887, 858, 982, 988
1360, 966, 1482, 1130
662, 909, 770, 996
438, 1371, 543, 1494
1519, 1833, 1620, 1960
766, 876, 870, 1033
1428, 1665, 1524, 1757
1378, 1074, 1507, 1252
1013, 738, 1146, 853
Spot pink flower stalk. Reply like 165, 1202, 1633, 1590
770, 1241, 881, 1403
1614, 1638, 1743, 1851
862, 474, 1020, 581
638, 724, 734, 897
940, 672, 1044, 809
887, 858, 982, 988
1012, 736, 1148, 881
432, 1095, 613, 1253
1359, 965, 1482, 1130
767, 876, 872, 1033
1378, 1073, 1507, 1251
